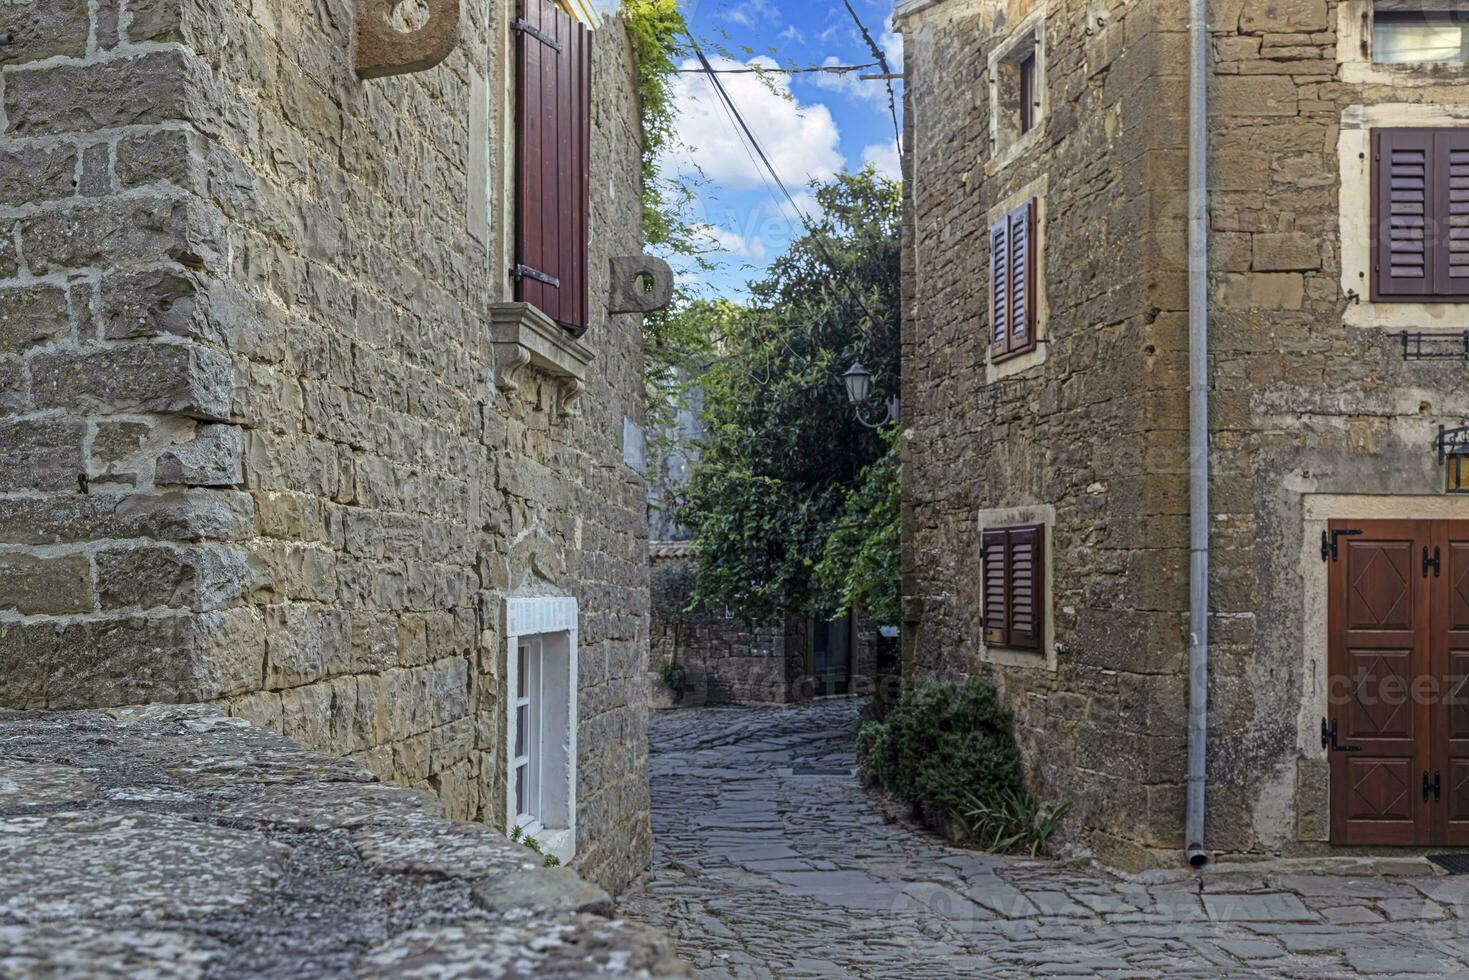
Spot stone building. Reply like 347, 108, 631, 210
0, 0, 667, 892
897, 0, 1469, 868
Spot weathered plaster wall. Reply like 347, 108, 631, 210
0, 0, 652, 892
901, 0, 1469, 867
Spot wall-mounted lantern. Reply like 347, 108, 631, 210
842, 361, 900, 430
1437, 425, 1469, 495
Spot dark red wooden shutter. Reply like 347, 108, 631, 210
990, 216, 1009, 356
1436, 129, 1469, 297
1009, 201, 1035, 354
515, 0, 591, 335
1374, 129, 1433, 299
982, 528, 1010, 646
1007, 525, 1043, 650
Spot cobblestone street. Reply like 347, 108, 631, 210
618, 700, 1469, 978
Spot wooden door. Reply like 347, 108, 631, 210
1328, 520, 1433, 845
1431, 522, 1469, 844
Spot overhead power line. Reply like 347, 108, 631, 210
840, 0, 902, 152
675, 61, 880, 75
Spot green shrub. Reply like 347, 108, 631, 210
858, 679, 1066, 855
657, 660, 688, 692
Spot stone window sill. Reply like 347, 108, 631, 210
489, 303, 594, 415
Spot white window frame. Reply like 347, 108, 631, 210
504, 596, 578, 864
987, 8, 1047, 171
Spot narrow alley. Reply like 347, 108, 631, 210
619, 701, 1469, 979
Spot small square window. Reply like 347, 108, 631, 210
988, 16, 1046, 163
1373, 9, 1469, 65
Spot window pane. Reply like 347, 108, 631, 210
517, 644, 528, 699
515, 764, 527, 817
516, 704, 527, 759
1374, 14, 1467, 64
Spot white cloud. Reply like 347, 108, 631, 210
778, 24, 805, 44
881, 15, 905, 72
717, 0, 780, 28
666, 56, 846, 192
862, 142, 901, 181
694, 224, 769, 262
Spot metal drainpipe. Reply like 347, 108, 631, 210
1185, 0, 1213, 870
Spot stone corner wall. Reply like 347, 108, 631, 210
1, 0, 653, 894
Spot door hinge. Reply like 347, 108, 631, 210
1322, 529, 1363, 563
1426, 771, 1443, 804
1322, 718, 1362, 754
513, 18, 563, 52
1425, 546, 1442, 579
512, 264, 561, 288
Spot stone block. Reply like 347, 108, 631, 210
19, 196, 222, 276
1296, 757, 1329, 841
116, 130, 199, 190
0, 490, 254, 546
264, 604, 352, 688
0, 358, 27, 415
99, 268, 218, 343
1213, 76, 1298, 116
0, 0, 89, 66
1216, 273, 1305, 310
91, 422, 153, 466
0, 417, 86, 493
78, 144, 111, 197
0, 609, 264, 710
1252, 232, 1320, 272
1240, 0, 1328, 33
0, 554, 92, 615
96, 544, 250, 612
0, 145, 79, 206
32, 343, 233, 421
0, 285, 69, 355
4, 52, 194, 135
156, 424, 244, 487
124, 0, 186, 43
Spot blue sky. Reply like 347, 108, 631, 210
665, 0, 903, 299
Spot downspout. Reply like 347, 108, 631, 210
1185, 0, 1212, 870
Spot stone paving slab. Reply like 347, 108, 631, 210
0, 705, 686, 978
618, 701, 1469, 978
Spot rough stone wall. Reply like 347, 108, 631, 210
899, 0, 1196, 868
0, 0, 652, 892
901, 0, 1469, 868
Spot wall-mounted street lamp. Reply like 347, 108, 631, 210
842, 361, 900, 430
1438, 424, 1469, 495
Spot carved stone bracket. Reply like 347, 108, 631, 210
357, 0, 461, 80
609, 256, 675, 315
489, 302, 593, 417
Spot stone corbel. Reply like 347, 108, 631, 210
489, 303, 594, 417
356, 0, 461, 80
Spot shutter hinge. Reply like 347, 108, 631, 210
513, 18, 563, 52
1322, 718, 1362, 754
1425, 546, 1442, 579
513, 264, 561, 288
1426, 771, 1443, 803
1322, 529, 1363, 563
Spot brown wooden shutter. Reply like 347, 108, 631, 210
989, 217, 1010, 356
1006, 525, 1043, 650
1008, 201, 1035, 355
1436, 129, 1469, 297
982, 528, 1009, 646
515, 0, 591, 336
1374, 129, 1434, 299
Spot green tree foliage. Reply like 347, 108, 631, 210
816, 426, 901, 626
675, 169, 902, 623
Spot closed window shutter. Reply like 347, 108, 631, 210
1006, 525, 1043, 650
982, 528, 1009, 646
1009, 201, 1035, 353
1374, 129, 1433, 299
989, 217, 1010, 356
1436, 129, 1469, 297
515, 0, 592, 335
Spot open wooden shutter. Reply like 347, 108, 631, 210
982, 528, 1009, 646
1374, 129, 1434, 299
1006, 525, 1043, 650
989, 217, 1010, 356
515, 0, 592, 336
1436, 129, 1469, 297
1009, 201, 1035, 354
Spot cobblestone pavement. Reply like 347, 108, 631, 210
618, 700, 1469, 979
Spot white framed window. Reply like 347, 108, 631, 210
504, 597, 578, 863
988, 10, 1047, 169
